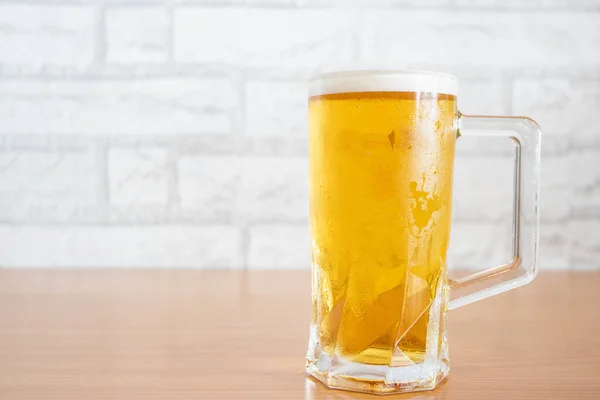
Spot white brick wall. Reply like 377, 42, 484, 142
108, 147, 170, 206
235, 157, 308, 223
245, 81, 307, 136
359, 11, 600, 70
106, 7, 170, 64
0, 226, 241, 268
0, 1, 598, 269
178, 155, 240, 222
247, 225, 310, 269
513, 78, 600, 150
0, 79, 238, 135
0, 152, 103, 224
0, 5, 95, 72
174, 9, 355, 71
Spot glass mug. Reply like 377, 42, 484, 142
305, 70, 541, 395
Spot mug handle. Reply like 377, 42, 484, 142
448, 114, 542, 310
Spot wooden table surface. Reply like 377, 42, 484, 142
0, 270, 599, 399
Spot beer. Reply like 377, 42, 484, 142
308, 90, 457, 367
305, 70, 540, 395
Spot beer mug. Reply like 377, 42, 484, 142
306, 71, 541, 394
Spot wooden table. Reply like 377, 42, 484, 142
0, 270, 599, 399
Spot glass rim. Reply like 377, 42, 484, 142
309, 69, 459, 97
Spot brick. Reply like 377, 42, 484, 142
0, 5, 94, 71
0, 152, 101, 223
296, 0, 450, 5
106, 7, 169, 63
178, 155, 240, 222
453, 0, 600, 10
239, 136, 308, 157
540, 136, 571, 157
454, 150, 558, 223
455, 79, 512, 156
245, 81, 308, 136
176, 135, 238, 156
458, 79, 506, 115
106, 135, 308, 158
455, 134, 515, 157
178, 156, 308, 223
513, 79, 600, 148
569, 220, 600, 268
539, 223, 569, 269
0, 135, 99, 152
186, 0, 294, 4
451, 211, 569, 271
359, 12, 600, 71
570, 149, 600, 218
108, 148, 169, 207
0, 226, 241, 268
452, 156, 514, 222
447, 221, 512, 270
451, 157, 568, 268
0, 79, 237, 135
456, 77, 514, 157
235, 157, 308, 223
247, 225, 310, 268
174, 9, 354, 70
540, 155, 570, 222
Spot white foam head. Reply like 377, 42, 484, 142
309, 70, 458, 97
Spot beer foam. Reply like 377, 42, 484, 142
309, 70, 458, 97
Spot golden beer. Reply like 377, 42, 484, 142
306, 71, 540, 395
309, 91, 456, 367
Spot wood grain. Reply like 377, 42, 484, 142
0, 269, 599, 399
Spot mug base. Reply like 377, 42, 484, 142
306, 348, 449, 395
